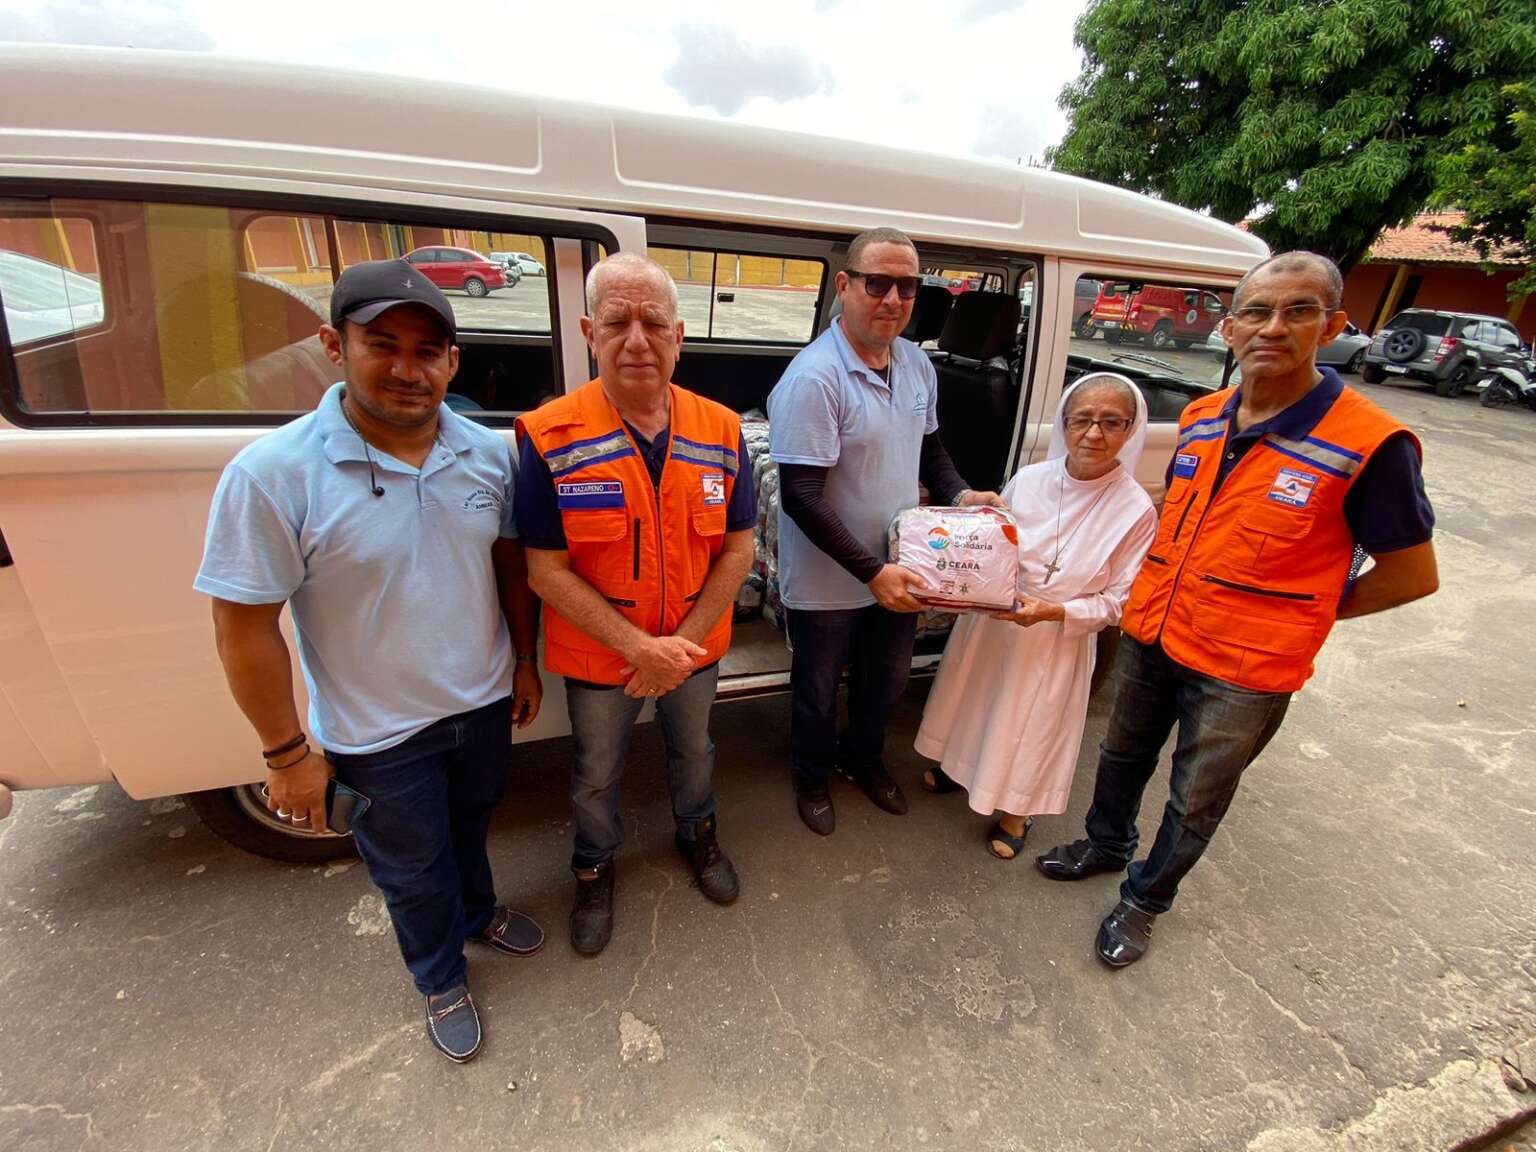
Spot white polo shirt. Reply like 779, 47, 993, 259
194, 383, 518, 754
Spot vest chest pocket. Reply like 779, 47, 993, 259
562, 508, 629, 543
1238, 500, 1315, 540
691, 507, 728, 537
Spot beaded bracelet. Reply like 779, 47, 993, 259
261, 732, 307, 760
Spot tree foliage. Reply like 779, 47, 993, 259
1046, 0, 1536, 273
1434, 81, 1536, 297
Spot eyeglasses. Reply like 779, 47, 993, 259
1064, 414, 1134, 435
1230, 303, 1338, 327
844, 270, 921, 300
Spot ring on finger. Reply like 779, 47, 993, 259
276, 808, 291, 819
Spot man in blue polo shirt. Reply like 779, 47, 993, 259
195, 260, 543, 1063
769, 227, 1002, 836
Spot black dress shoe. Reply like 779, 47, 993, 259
795, 782, 836, 836
676, 815, 740, 904
570, 861, 615, 956
1095, 901, 1156, 968
842, 760, 909, 816
1034, 838, 1127, 881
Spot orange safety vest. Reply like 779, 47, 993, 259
1121, 383, 1417, 693
516, 379, 742, 685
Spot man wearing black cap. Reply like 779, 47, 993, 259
195, 259, 544, 1063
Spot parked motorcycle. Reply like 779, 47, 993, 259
1477, 354, 1536, 412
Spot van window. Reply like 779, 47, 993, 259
648, 246, 823, 343
1068, 273, 1235, 422
0, 198, 567, 421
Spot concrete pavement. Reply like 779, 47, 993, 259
1, 378, 1532, 1152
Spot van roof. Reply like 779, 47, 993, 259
0, 45, 1268, 277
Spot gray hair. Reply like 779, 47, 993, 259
1066, 374, 1139, 423
585, 252, 679, 320
846, 227, 919, 270
1234, 251, 1344, 309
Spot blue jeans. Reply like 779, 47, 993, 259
1084, 636, 1291, 915
326, 696, 512, 997
786, 605, 918, 788
565, 664, 719, 872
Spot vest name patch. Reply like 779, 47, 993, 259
1173, 453, 1199, 479
1269, 467, 1318, 508
701, 473, 726, 506
557, 480, 624, 509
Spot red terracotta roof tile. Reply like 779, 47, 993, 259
1366, 212, 1523, 266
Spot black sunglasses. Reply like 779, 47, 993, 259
845, 270, 921, 300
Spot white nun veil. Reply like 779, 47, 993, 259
1045, 372, 1149, 474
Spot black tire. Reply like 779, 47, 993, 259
1361, 361, 1386, 384
1481, 380, 1519, 408
1435, 362, 1474, 398
1073, 314, 1094, 338
1149, 321, 1175, 351
185, 785, 358, 864
463, 277, 488, 298
1345, 349, 1365, 374
1383, 328, 1425, 363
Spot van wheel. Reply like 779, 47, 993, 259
1361, 362, 1386, 384
1073, 314, 1094, 338
1149, 322, 1175, 351
463, 277, 488, 298
185, 785, 358, 864
1345, 350, 1365, 374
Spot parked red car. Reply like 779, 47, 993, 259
1090, 282, 1225, 350
403, 246, 507, 297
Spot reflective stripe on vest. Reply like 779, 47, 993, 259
1121, 384, 1417, 693
517, 379, 741, 685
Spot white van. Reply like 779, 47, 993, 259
0, 46, 1266, 859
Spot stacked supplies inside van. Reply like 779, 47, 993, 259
735, 410, 785, 629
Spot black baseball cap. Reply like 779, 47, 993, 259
329, 258, 457, 343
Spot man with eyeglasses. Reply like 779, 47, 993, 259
1036, 251, 1439, 967
768, 227, 1002, 835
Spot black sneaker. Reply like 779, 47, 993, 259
843, 760, 909, 816
570, 861, 615, 956
675, 815, 740, 904
424, 984, 481, 1063
794, 781, 835, 836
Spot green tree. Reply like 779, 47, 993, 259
1435, 81, 1536, 297
1046, 0, 1536, 273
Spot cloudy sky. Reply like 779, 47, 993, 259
0, 0, 1091, 165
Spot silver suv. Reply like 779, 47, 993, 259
1361, 308, 1529, 397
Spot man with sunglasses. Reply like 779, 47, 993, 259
1036, 251, 1439, 967
768, 227, 1001, 835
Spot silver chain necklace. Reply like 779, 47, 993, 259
1042, 465, 1114, 584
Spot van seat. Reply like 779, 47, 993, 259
934, 292, 1022, 491
902, 285, 952, 344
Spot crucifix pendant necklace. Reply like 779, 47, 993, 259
1044, 467, 1113, 585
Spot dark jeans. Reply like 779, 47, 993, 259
565, 663, 719, 872
327, 696, 512, 997
786, 604, 918, 789
1084, 636, 1291, 915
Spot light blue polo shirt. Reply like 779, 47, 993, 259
768, 319, 939, 610
194, 383, 518, 755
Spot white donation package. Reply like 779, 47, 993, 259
888, 505, 1020, 611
